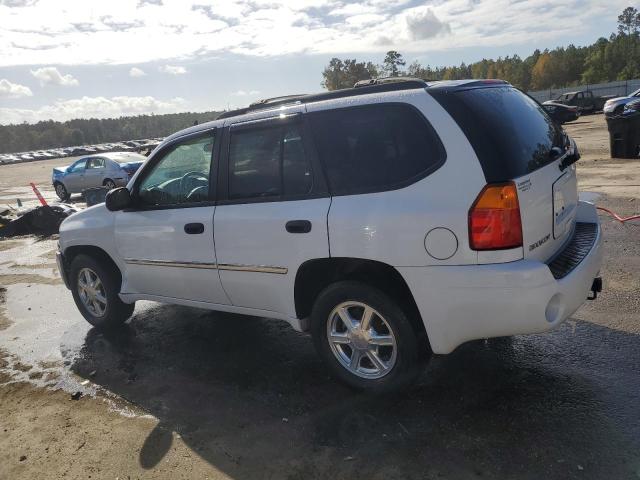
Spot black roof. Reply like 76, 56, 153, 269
217, 77, 511, 120
217, 78, 429, 120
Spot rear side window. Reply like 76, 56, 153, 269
431, 86, 563, 182
308, 104, 445, 195
228, 122, 313, 200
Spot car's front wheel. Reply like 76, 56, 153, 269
54, 182, 69, 201
103, 179, 116, 190
311, 281, 429, 393
69, 254, 134, 329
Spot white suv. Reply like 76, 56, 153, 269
56, 79, 603, 392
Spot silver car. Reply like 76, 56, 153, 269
52, 152, 146, 200
603, 88, 640, 116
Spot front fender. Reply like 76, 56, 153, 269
59, 204, 122, 269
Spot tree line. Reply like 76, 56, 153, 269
0, 111, 221, 154
321, 6, 640, 92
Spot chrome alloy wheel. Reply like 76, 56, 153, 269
77, 268, 107, 317
55, 183, 66, 197
327, 301, 397, 379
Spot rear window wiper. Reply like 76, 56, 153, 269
559, 138, 580, 171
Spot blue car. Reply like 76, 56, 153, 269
52, 152, 146, 201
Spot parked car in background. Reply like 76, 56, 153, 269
549, 90, 614, 114
603, 88, 640, 116
70, 147, 92, 156
542, 102, 580, 124
56, 79, 603, 392
52, 152, 146, 200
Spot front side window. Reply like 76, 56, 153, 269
228, 122, 312, 200
137, 133, 214, 206
308, 104, 445, 195
69, 159, 86, 173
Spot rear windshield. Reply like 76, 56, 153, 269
430, 86, 563, 182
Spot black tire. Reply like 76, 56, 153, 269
310, 281, 429, 393
103, 179, 116, 190
69, 254, 134, 329
54, 182, 69, 201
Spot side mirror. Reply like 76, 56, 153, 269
105, 187, 132, 211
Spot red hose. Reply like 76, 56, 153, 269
596, 206, 640, 223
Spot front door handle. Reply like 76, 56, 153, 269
285, 220, 312, 234
184, 222, 205, 234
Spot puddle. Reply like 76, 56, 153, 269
0, 281, 155, 418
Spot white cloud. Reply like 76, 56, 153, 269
30, 67, 79, 86
159, 65, 187, 75
231, 89, 261, 96
0, 95, 185, 125
406, 9, 451, 40
0, 0, 632, 65
129, 66, 146, 77
0, 79, 33, 99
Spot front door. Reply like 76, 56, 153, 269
213, 114, 330, 318
65, 158, 88, 192
114, 129, 229, 305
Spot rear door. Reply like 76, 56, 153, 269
213, 113, 330, 318
430, 85, 577, 262
83, 157, 106, 188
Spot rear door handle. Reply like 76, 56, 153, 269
184, 222, 205, 234
285, 220, 312, 234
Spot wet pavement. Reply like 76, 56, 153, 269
0, 209, 639, 479
65, 307, 640, 479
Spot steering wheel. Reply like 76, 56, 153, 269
179, 171, 208, 197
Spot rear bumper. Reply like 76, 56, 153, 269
399, 201, 603, 354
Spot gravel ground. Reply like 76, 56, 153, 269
0, 114, 638, 480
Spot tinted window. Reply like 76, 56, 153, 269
308, 104, 445, 194
282, 127, 312, 195
430, 86, 564, 182
228, 123, 312, 199
138, 134, 214, 206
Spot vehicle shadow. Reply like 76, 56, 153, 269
69, 304, 640, 479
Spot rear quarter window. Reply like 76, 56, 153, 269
308, 103, 445, 195
430, 86, 564, 182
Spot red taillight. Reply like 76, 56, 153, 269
469, 182, 523, 250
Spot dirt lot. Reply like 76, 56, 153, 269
0, 115, 639, 479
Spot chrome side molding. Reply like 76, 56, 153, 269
124, 258, 287, 275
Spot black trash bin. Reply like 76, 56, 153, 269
83, 186, 109, 207
606, 111, 640, 159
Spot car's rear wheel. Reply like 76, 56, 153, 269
103, 179, 116, 190
69, 254, 134, 329
54, 182, 69, 201
311, 281, 428, 393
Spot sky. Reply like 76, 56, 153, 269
0, 0, 630, 125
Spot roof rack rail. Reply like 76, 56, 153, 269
354, 76, 426, 88
217, 79, 428, 120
